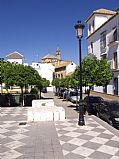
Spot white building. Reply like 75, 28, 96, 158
31, 62, 55, 85
6, 51, 24, 64
66, 62, 77, 75
86, 8, 119, 95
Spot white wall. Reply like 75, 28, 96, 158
87, 12, 119, 95
87, 14, 109, 36
88, 14, 119, 58
7, 59, 23, 64
31, 62, 55, 85
95, 15, 109, 30
66, 62, 77, 75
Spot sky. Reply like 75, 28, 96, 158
0, 0, 119, 65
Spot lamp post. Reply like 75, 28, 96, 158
74, 20, 85, 126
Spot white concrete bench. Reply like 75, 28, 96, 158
32, 99, 54, 107
27, 99, 65, 121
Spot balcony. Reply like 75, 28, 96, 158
108, 28, 119, 47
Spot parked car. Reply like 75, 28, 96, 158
63, 89, 69, 99
83, 96, 104, 115
59, 88, 66, 98
66, 90, 79, 102
96, 101, 119, 128
70, 95, 80, 103
41, 87, 47, 93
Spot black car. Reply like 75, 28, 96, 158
97, 101, 119, 128
83, 96, 104, 115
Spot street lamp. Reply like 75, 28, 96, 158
74, 20, 85, 126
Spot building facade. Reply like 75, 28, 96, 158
41, 48, 77, 79
86, 8, 119, 95
6, 51, 24, 64
5, 48, 76, 91
31, 62, 55, 85
31, 48, 76, 91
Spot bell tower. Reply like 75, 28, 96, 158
56, 48, 61, 60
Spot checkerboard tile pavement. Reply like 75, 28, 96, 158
0, 107, 64, 159
55, 117, 119, 159
0, 107, 30, 159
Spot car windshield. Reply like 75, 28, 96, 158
110, 102, 119, 111
89, 97, 102, 103
70, 91, 78, 96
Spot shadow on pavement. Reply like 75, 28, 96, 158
41, 97, 54, 99
67, 105, 76, 108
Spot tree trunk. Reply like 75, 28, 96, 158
20, 87, 24, 107
56, 87, 57, 95
0, 83, 3, 94
39, 89, 42, 99
87, 86, 91, 115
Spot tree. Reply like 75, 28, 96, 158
52, 78, 61, 95
41, 78, 50, 88
2, 62, 15, 93
73, 56, 113, 97
4, 64, 42, 106
68, 75, 79, 89
38, 78, 50, 98
0, 60, 5, 93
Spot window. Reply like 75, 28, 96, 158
101, 54, 107, 59
91, 42, 93, 53
61, 74, 63, 78
113, 28, 117, 41
113, 52, 118, 69
89, 24, 91, 34
92, 20, 95, 32
108, 27, 117, 44
100, 31, 106, 50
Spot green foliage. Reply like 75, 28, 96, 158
52, 78, 60, 88
52, 75, 79, 90
72, 56, 113, 95
0, 60, 5, 85
30, 87, 39, 94
41, 78, 50, 88
94, 59, 113, 86
30, 87, 39, 98
2, 62, 15, 86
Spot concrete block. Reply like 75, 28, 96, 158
34, 112, 41, 121
32, 99, 54, 108
59, 107, 65, 121
27, 109, 34, 121
53, 111, 60, 121
27, 99, 65, 121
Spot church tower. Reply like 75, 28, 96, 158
56, 48, 61, 60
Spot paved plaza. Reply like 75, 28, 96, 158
0, 92, 119, 159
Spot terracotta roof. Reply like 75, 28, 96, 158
6, 51, 24, 59
42, 53, 56, 60
86, 8, 116, 22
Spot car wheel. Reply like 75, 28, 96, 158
109, 119, 113, 126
